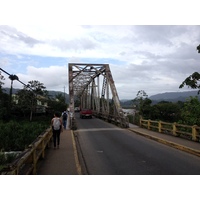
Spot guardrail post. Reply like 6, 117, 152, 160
42, 140, 45, 158
147, 120, 150, 130
39, 135, 45, 158
173, 122, 177, 136
158, 121, 162, 133
33, 148, 37, 175
48, 130, 53, 147
139, 118, 142, 127
192, 125, 197, 141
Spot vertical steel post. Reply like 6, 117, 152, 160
105, 64, 128, 127
106, 71, 109, 114
68, 64, 76, 130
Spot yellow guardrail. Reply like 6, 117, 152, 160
1, 127, 52, 175
140, 119, 200, 142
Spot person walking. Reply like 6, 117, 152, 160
51, 112, 62, 149
62, 111, 68, 130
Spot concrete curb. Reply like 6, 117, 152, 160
71, 130, 82, 175
128, 128, 200, 157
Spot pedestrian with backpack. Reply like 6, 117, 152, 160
51, 112, 62, 149
62, 111, 68, 130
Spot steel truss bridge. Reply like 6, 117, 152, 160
68, 63, 129, 130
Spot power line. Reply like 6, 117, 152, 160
0, 67, 32, 90
0, 67, 59, 100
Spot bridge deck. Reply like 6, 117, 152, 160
37, 123, 200, 175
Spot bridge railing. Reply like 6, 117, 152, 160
92, 111, 129, 128
140, 119, 200, 142
0, 127, 52, 175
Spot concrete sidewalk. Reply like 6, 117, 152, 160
37, 129, 80, 175
128, 124, 200, 157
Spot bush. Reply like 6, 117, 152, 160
127, 113, 140, 126
0, 152, 18, 165
0, 153, 6, 164
0, 120, 49, 151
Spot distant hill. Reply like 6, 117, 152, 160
3, 87, 200, 106
149, 90, 200, 102
120, 90, 200, 107
2, 87, 69, 103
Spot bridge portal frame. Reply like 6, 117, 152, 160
68, 63, 129, 129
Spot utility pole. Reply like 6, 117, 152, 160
64, 85, 66, 103
9, 74, 19, 107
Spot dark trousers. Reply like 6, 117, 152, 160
63, 119, 67, 129
53, 129, 61, 147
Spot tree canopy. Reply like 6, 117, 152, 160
179, 44, 200, 94
179, 72, 200, 93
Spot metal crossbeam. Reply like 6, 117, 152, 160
68, 63, 129, 129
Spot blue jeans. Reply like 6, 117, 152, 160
63, 120, 67, 129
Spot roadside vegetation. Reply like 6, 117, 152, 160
0, 73, 68, 167
128, 90, 200, 127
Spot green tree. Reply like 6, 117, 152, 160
0, 72, 10, 120
0, 93, 9, 121
179, 72, 200, 93
179, 96, 200, 126
140, 98, 152, 119
179, 44, 200, 94
46, 93, 68, 115
47, 99, 67, 115
131, 90, 153, 122
55, 93, 65, 104
136, 90, 148, 99
134, 90, 150, 116
26, 80, 46, 95
152, 101, 181, 122
17, 80, 47, 121
16, 89, 33, 117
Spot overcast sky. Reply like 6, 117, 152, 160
0, 0, 200, 100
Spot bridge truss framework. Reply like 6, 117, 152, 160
68, 63, 129, 129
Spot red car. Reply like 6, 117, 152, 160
80, 109, 92, 119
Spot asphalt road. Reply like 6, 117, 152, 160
74, 114, 200, 175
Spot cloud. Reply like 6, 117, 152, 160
50, 37, 99, 51
0, 25, 41, 47
2, 65, 68, 92
1, 25, 200, 99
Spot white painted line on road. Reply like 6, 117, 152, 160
76, 128, 122, 132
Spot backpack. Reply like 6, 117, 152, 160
53, 118, 61, 130
63, 113, 67, 120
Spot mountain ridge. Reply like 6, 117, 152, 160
149, 90, 200, 101
120, 90, 200, 107
2, 87, 200, 103
2, 87, 69, 102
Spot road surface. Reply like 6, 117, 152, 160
74, 114, 200, 175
